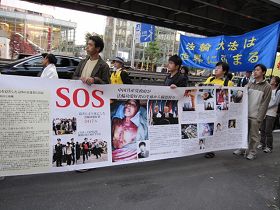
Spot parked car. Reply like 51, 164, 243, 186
0, 54, 81, 79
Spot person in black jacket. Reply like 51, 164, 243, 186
55, 139, 63, 167
180, 66, 189, 87
237, 71, 252, 87
164, 55, 186, 87
70, 138, 75, 164
75, 142, 81, 162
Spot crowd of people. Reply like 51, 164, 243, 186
53, 138, 107, 167
40, 36, 280, 162
0, 34, 279, 181
53, 118, 77, 135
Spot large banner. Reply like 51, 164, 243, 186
179, 21, 280, 72
0, 76, 248, 176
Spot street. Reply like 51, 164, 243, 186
0, 133, 279, 210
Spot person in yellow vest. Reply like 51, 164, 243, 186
203, 62, 234, 159
110, 57, 133, 84
204, 62, 234, 86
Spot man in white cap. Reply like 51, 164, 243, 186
110, 57, 132, 84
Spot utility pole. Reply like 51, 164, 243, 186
131, 24, 136, 69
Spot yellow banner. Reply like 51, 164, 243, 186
266, 54, 280, 77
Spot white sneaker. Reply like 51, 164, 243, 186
246, 153, 256, 160
233, 149, 245, 156
257, 144, 264, 150
263, 147, 272, 153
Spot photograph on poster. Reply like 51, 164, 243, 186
197, 89, 215, 104
52, 117, 77, 135
198, 123, 214, 137
182, 89, 196, 111
228, 119, 236, 128
138, 141, 149, 159
52, 138, 108, 167
148, 100, 179, 125
204, 102, 214, 110
216, 89, 229, 105
216, 102, 228, 110
181, 124, 198, 139
215, 122, 222, 132
199, 138, 206, 150
111, 99, 148, 162
231, 90, 244, 103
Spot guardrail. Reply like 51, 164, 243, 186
127, 70, 207, 86
0, 58, 207, 85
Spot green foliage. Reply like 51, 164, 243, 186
144, 40, 160, 62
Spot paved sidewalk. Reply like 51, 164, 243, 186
0, 133, 279, 210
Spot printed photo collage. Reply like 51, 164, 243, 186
180, 88, 244, 150
51, 117, 108, 168
51, 88, 244, 167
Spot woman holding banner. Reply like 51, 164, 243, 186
203, 61, 233, 158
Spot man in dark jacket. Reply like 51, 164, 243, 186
55, 139, 63, 167
237, 71, 252, 87
72, 36, 110, 84
164, 55, 186, 87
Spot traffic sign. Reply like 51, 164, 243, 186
135, 23, 155, 43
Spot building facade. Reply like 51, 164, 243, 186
103, 17, 181, 69
0, 5, 76, 59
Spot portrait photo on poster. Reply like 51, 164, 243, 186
216, 89, 229, 105
215, 122, 222, 132
216, 89, 229, 110
138, 141, 149, 159
204, 101, 214, 110
148, 100, 179, 125
199, 138, 206, 150
228, 119, 236, 128
182, 89, 196, 111
110, 99, 148, 162
198, 123, 214, 137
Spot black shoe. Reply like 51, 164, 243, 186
204, 152, 215, 158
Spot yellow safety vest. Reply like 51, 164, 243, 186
204, 77, 234, 86
110, 70, 123, 84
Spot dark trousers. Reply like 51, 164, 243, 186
260, 115, 276, 149
71, 152, 75, 164
66, 154, 72, 165
56, 157, 62, 167
82, 150, 88, 163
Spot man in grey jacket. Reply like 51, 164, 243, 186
234, 64, 272, 160
73, 35, 110, 84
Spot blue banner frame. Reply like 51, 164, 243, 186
179, 21, 280, 72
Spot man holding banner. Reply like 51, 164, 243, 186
72, 35, 110, 85
164, 55, 187, 88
